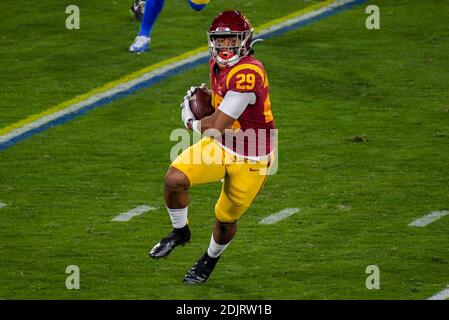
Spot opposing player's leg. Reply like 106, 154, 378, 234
183, 154, 272, 284
149, 138, 226, 259
129, 0, 165, 53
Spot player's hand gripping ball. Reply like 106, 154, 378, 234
185, 84, 215, 120
181, 84, 214, 128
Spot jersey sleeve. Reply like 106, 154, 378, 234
218, 91, 257, 119
226, 64, 265, 93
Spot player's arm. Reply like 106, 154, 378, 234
192, 66, 264, 134
194, 109, 234, 134
188, 91, 256, 135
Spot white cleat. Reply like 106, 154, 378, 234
129, 36, 151, 53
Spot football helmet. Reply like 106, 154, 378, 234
207, 10, 254, 67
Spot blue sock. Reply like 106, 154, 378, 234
138, 0, 165, 37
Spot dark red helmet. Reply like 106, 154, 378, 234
207, 11, 254, 67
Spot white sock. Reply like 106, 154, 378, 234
167, 206, 188, 229
207, 234, 230, 258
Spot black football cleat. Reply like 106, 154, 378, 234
149, 225, 191, 259
183, 252, 220, 285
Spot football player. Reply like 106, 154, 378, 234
149, 11, 276, 284
129, 0, 211, 53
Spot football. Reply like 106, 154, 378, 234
189, 87, 215, 120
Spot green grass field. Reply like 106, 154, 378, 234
0, 0, 448, 299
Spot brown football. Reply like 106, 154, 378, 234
188, 87, 215, 120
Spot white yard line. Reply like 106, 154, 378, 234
259, 208, 300, 225
427, 286, 449, 300
0, 202, 6, 209
408, 210, 449, 227
111, 205, 157, 222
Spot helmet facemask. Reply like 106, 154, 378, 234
208, 30, 253, 67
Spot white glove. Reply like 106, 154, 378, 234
180, 83, 207, 108
180, 83, 207, 129
181, 97, 195, 129
183, 83, 207, 101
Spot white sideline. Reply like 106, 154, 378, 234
259, 208, 300, 225
427, 287, 449, 300
0, 52, 207, 146
0, 202, 6, 209
111, 205, 157, 222
408, 210, 449, 227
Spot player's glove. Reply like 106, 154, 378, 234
183, 83, 207, 100
181, 98, 195, 129
180, 83, 207, 129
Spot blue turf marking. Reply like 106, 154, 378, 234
0, 0, 365, 152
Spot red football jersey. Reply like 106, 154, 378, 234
209, 55, 276, 158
